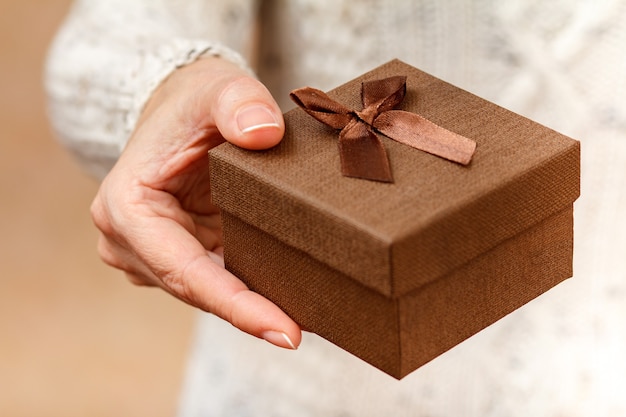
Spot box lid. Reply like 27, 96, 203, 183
209, 59, 580, 298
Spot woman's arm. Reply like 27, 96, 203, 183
45, 0, 258, 178
45, 0, 301, 350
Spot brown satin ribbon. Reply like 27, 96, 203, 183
290, 76, 476, 182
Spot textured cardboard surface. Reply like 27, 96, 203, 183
223, 207, 573, 378
210, 59, 579, 296
209, 60, 580, 378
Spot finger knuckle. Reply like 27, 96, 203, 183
96, 236, 121, 268
161, 257, 204, 308
90, 195, 113, 235
125, 272, 153, 287
163, 271, 193, 303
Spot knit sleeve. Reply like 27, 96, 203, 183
44, 0, 258, 179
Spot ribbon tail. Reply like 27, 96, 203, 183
374, 110, 476, 165
339, 120, 393, 183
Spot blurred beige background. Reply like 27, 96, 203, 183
0, 1, 195, 416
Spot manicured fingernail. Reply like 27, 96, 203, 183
262, 330, 297, 350
237, 105, 280, 134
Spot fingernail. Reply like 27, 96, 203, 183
262, 330, 297, 350
237, 105, 280, 134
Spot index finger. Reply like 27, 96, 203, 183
128, 201, 301, 350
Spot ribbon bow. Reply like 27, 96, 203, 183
290, 76, 476, 183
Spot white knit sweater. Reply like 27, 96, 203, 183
46, 1, 626, 416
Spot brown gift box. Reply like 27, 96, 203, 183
209, 59, 580, 379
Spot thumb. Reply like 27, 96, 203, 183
210, 68, 284, 150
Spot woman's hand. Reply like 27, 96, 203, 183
90, 57, 301, 350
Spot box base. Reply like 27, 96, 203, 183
223, 207, 573, 379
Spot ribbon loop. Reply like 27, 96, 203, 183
289, 87, 353, 130
290, 76, 476, 182
361, 76, 406, 111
